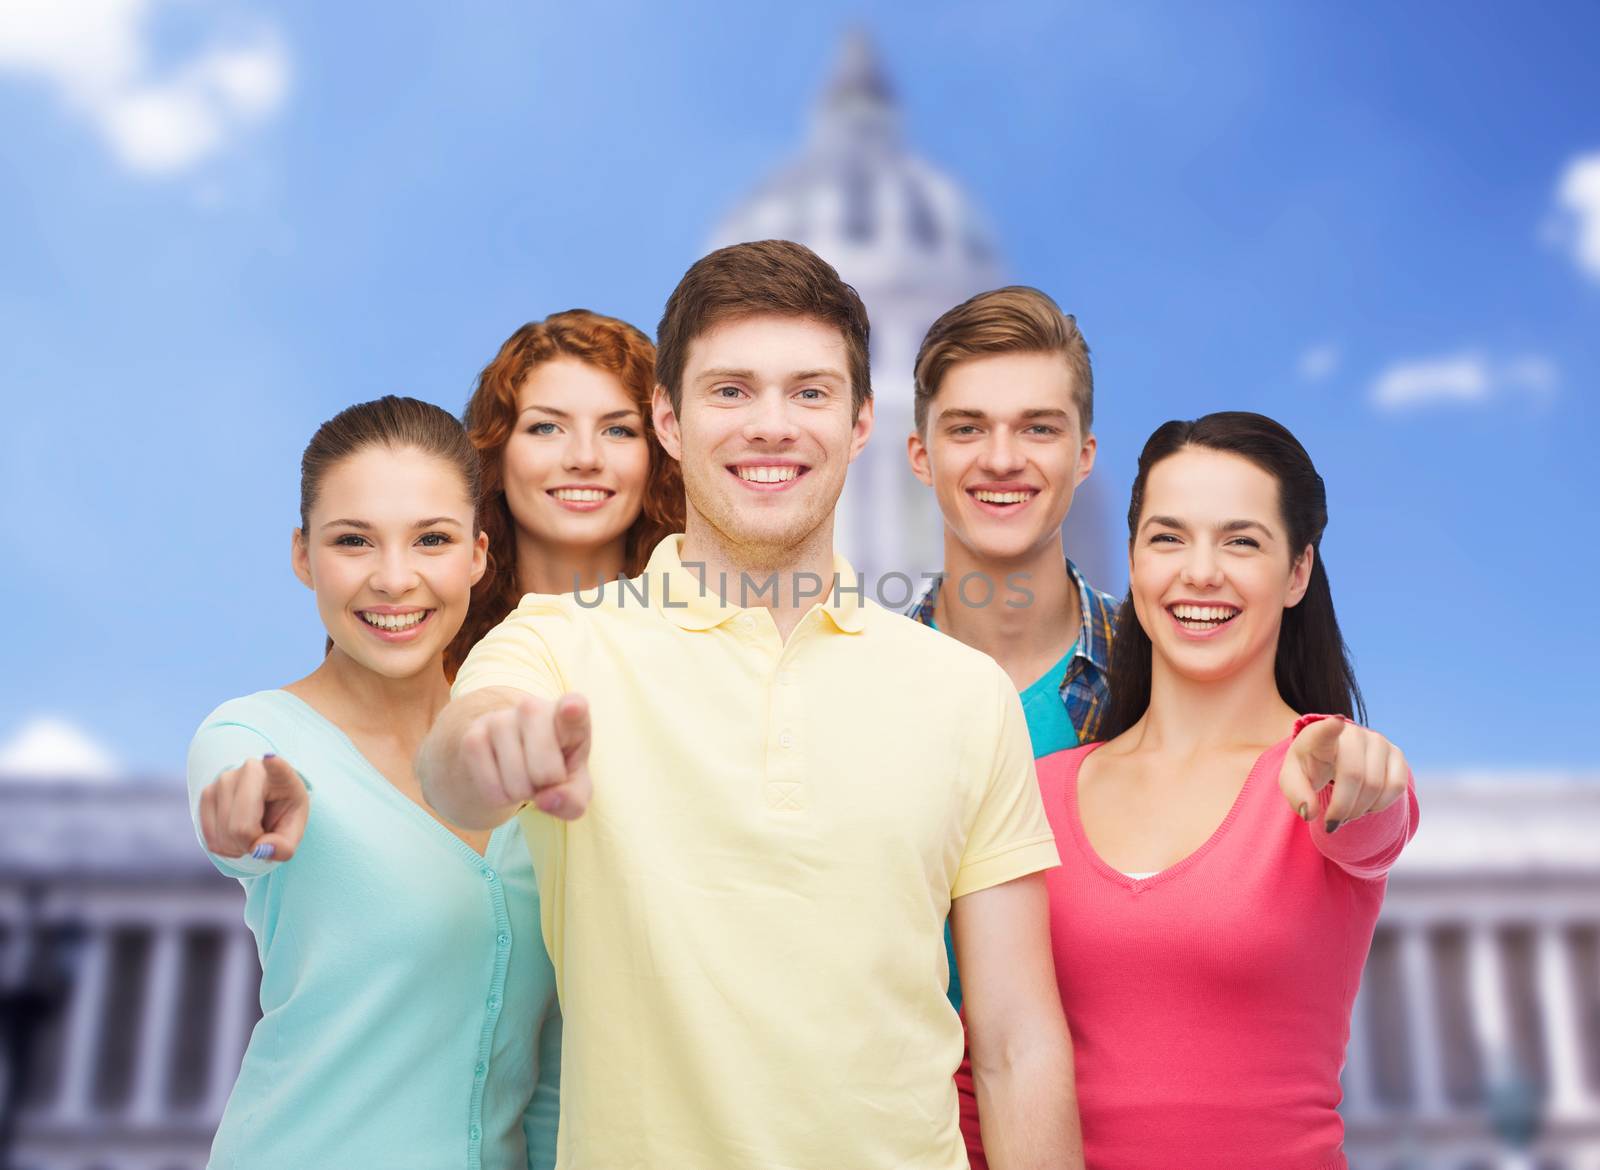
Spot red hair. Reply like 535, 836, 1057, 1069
445, 310, 684, 677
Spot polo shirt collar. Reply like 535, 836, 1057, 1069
644, 535, 867, 635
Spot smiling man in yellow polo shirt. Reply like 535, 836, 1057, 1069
420, 240, 1082, 1170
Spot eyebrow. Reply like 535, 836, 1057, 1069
1141, 515, 1276, 538
937, 407, 1072, 422
321, 517, 464, 530
696, 367, 845, 384
518, 405, 642, 422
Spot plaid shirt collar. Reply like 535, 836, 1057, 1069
908, 556, 1119, 742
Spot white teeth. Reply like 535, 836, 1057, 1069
736, 466, 800, 483
1171, 604, 1239, 624
973, 490, 1032, 504
362, 611, 428, 631
552, 488, 609, 502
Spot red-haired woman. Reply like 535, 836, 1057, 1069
446, 310, 684, 677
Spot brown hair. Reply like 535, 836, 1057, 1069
299, 395, 479, 532
913, 286, 1094, 436
654, 239, 872, 419
298, 395, 479, 658
445, 309, 684, 677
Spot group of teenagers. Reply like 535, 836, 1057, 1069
188, 239, 1419, 1170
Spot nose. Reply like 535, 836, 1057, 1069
978, 427, 1027, 477
370, 545, 421, 596
563, 429, 603, 472
1179, 543, 1225, 590
742, 389, 800, 445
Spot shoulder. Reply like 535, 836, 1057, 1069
860, 603, 1015, 708
864, 603, 1004, 672
193, 690, 302, 743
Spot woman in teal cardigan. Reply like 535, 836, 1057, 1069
189, 397, 561, 1170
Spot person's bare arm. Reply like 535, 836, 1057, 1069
418, 686, 593, 830
954, 871, 1083, 1170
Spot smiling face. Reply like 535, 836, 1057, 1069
908, 351, 1095, 563
1130, 446, 1312, 686
293, 445, 487, 680
501, 357, 650, 562
653, 313, 873, 564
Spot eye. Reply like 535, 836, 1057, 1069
1227, 537, 1261, 549
713, 385, 744, 399
333, 533, 369, 547
526, 421, 559, 435
1025, 424, 1061, 436
604, 425, 640, 438
1149, 533, 1181, 545
417, 532, 453, 547
796, 387, 825, 400
949, 425, 980, 436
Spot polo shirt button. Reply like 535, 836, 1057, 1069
779, 732, 794, 749
469, 1124, 481, 1142
482, 868, 496, 882
777, 670, 794, 685
497, 932, 510, 948
474, 1061, 487, 1078
487, 994, 501, 1010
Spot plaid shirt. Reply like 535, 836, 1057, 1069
908, 557, 1120, 745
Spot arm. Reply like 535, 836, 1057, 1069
417, 687, 593, 830
522, 1000, 563, 1170
1279, 715, 1420, 880
953, 872, 1083, 1170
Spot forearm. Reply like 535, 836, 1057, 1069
417, 689, 525, 830
1311, 778, 1419, 879
973, 1026, 1084, 1170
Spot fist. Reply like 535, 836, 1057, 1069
198, 754, 311, 861
1280, 717, 1409, 834
459, 693, 592, 821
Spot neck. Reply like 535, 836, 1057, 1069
295, 648, 452, 747
1128, 649, 1296, 757
936, 531, 1079, 668
679, 511, 837, 640
516, 533, 628, 596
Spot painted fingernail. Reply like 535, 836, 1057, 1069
1324, 819, 1341, 835
1298, 802, 1310, 821
251, 843, 276, 860
263, 753, 276, 760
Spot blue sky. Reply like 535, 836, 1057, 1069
1, 0, 1595, 776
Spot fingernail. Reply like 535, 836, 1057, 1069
263, 753, 276, 760
545, 794, 564, 814
1298, 802, 1310, 821
251, 843, 276, 860
1324, 819, 1341, 835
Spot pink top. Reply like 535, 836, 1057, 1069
957, 721, 1418, 1170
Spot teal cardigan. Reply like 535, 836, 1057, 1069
187, 690, 560, 1170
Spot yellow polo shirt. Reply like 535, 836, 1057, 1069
454, 536, 1058, 1170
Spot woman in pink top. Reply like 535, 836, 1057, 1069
958, 411, 1417, 1170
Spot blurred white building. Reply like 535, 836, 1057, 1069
4, 773, 1599, 1170
709, 30, 1120, 592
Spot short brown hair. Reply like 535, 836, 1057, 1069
655, 240, 872, 419
913, 286, 1093, 436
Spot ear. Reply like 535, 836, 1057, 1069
847, 395, 874, 464
1074, 432, 1097, 489
470, 529, 489, 587
905, 427, 933, 487
292, 528, 313, 590
1285, 544, 1314, 609
651, 385, 683, 462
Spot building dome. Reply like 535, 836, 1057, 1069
711, 30, 1003, 307
707, 30, 1118, 591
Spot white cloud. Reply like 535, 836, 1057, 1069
1369, 351, 1560, 412
1298, 344, 1339, 382
1552, 151, 1600, 282
0, 716, 120, 782
0, 0, 288, 176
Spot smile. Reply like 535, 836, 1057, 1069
357, 609, 434, 639
730, 463, 808, 490
1166, 603, 1240, 632
968, 486, 1038, 511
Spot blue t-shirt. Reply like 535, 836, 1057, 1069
943, 641, 1080, 1011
